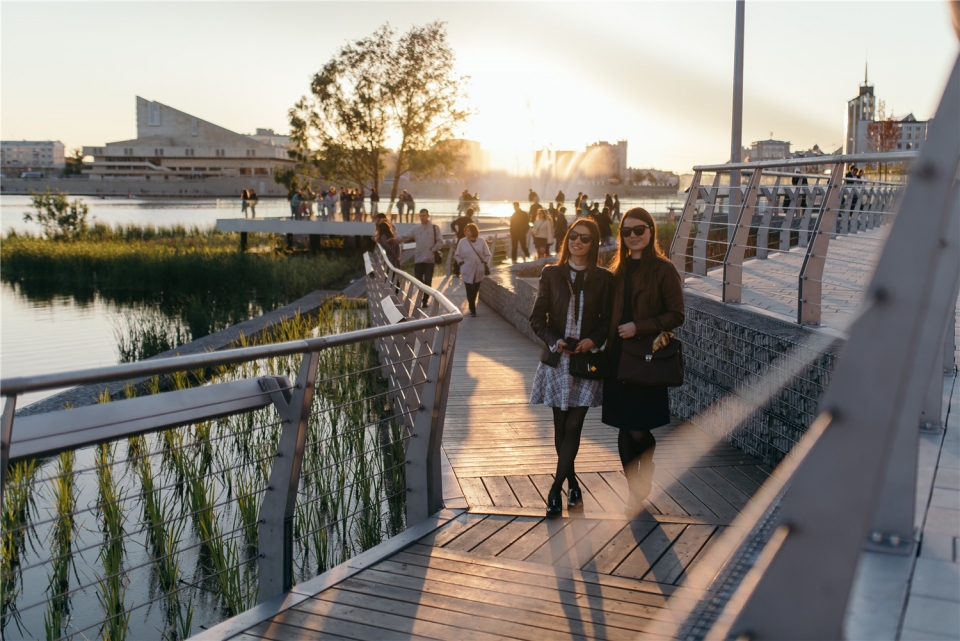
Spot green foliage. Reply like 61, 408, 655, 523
289, 21, 470, 196
63, 148, 86, 176
22, 188, 90, 240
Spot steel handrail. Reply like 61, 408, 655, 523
694, 150, 918, 172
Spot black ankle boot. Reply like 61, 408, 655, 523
567, 486, 583, 507
546, 489, 563, 516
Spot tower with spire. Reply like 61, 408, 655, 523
845, 62, 876, 154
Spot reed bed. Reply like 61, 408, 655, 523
0, 297, 411, 640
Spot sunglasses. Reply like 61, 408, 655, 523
568, 232, 593, 244
620, 224, 651, 237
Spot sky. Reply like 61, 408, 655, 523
2, 1, 958, 174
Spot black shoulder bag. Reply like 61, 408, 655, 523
565, 276, 609, 380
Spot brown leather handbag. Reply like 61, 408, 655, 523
617, 332, 684, 387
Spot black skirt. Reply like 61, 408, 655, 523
601, 336, 671, 431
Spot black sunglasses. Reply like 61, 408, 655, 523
620, 224, 652, 237
568, 232, 592, 244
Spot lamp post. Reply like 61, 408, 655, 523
730, 0, 745, 208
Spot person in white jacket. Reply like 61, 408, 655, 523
454, 223, 491, 317
398, 209, 445, 307
532, 207, 555, 258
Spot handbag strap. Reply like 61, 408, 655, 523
467, 238, 486, 263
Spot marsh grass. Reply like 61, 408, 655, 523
1, 297, 412, 640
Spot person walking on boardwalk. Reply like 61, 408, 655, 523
370, 187, 380, 218
603, 208, 684, 513
398, 209, 444, 307
249, 189, 259, 218
450, 207, 476, 277
510, 201, 531, 263
454, 223, 491, 317
376, 221, 402, 268
553, 206, 569, 255
556, 190, 565, 207
532, 207, 554, 258
241, 189, 250, 217
530, 218, 612, 516
612, 194, 621, 222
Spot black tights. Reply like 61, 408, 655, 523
618, 430, 656, 496
551, 407, 588, 494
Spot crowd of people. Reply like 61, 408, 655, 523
265, 186, 397, 222
509, 190, 623, 262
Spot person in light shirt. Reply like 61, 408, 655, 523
398, 209, 445, 308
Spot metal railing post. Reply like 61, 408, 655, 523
0, 396, 16, 510
796, 164, 844, 326
725, 52, 960, 641
670, 170, 702, 275
722, 168, 762, 303
756, 176, 781, 259
692, 175, 721, 276
797, 179, 824, 248
405, 324, 452, 523
257, 351, 320, 603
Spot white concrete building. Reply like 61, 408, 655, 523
844, 68, 928, 155
1, 140, 65, 173
82, 97, 295, 180
894, 114, 928, 152
743, 139, 791, 162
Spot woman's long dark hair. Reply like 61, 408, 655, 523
609, 207, 663, 277
377, 221, 394, 238
557, 218, 601, 272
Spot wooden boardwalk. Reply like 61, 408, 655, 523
231, 275, 771, 640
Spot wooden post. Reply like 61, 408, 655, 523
309, 235, 320, 255
240, 232, 248, 253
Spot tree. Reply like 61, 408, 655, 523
288, 22, 470, 211
867, 100, 900, 180
23, 188, 89, 240
63, 148, 85, 176
386, 22, 471, 209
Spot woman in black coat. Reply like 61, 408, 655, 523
529, 219, 613, 515
604, 208, 684, 512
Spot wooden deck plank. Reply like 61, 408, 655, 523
689, 466, 752, 511
506, 475, 547, 507
419, 512, 488, 547
469, 516, 542, 557
645, 524, 717, 585
578, 472, 626, 512
664, 469, 740, 522
246, 607, 436, 641
600, 471, 662, 514
482, 475, 522, 507
402, 543, 696, 604
443, 514, 515, 552
336, 576, 602, 641
375, 555, 666, 631
313, 586, 556, 641
291, 595, 505, 641
524, 518, 600, 565
457, 477, 492, 506
613, 524, 687, 581
353, 568, 651, 641
496, 516, 571, 561
554, 519, 631, 571
646, 477, 691, 517
587, 520, 659, 576
653, 469, 716, 517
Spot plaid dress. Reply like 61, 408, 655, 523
530, 267, 604, 410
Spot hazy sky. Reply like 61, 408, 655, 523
2, 1, 958, 173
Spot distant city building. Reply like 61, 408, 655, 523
583, 140, 628, 181
248, 128, 292, 149
1, 140, 65, 173
893, 114, 928, 151
742, 139, 791, 162
82, 97, 295, 180
535, 140, 628, 182
845, 67, 927, 154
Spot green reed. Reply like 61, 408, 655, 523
43, 451, 77, 641
94, 443, 129, 641
2, 459, 39, 635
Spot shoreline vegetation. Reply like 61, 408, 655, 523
2, 220, 364, 360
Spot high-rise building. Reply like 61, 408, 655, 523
82, 97, 295, 180
845, 65, 876, 154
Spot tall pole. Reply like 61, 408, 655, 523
730, 0, 745, 208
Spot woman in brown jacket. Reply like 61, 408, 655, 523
603, 208, 684, 511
